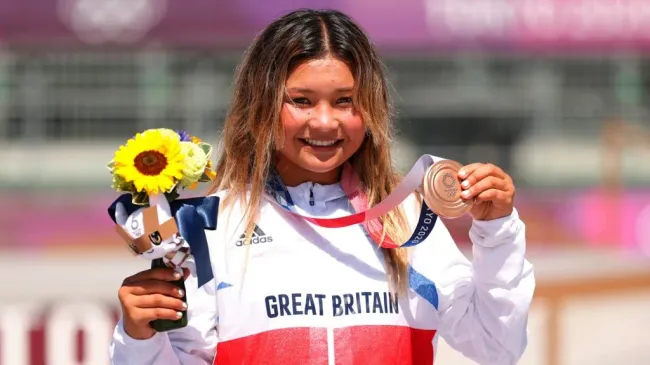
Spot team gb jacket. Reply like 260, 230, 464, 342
109, 180, 535, 365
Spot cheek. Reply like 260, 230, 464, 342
342, 114, 365, 145
280, 104, 304, 141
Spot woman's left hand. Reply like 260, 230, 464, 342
457, 163, 515, 221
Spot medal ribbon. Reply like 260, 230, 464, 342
264, 154, 444, 248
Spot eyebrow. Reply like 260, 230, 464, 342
286, 87, 354, 93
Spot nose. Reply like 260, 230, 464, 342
308, 102, 339, 131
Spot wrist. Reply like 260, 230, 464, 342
123, 319, 156, 340
472, 209, 513, 222
469, 208, 521, 248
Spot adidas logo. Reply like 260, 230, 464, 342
235, 225, 274, 246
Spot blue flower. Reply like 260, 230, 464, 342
176, 130, 192, 142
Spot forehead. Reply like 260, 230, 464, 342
286, 57, 354, 89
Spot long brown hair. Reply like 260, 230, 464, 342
209, 9, 413, 292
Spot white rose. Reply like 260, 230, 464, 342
179, 141, 208, 187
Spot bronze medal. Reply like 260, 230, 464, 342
422, 159, 473, 219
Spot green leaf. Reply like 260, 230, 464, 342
199, 142, 213, 157
107, 160, 115, 171
132, 191, 149, 206
166, 181, 180, 194
111, 174, 135, 192
165, 189, 180, 202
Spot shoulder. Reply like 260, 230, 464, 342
206, 188, 247, 238
399, 192, 425, 225
205, 187, 279, 245
398, 192, 446, 237
203, 189, 249, 283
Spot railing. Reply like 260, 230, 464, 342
535, 271, 650, 365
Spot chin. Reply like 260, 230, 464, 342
300, 157, 347, 174
301, 162, 342, 174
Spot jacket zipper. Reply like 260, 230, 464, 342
309, 185, 315, 206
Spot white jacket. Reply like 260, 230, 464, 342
109, 181, 535, 365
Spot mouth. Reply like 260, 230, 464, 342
299, 138, 344, 148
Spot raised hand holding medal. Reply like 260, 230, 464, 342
106, 128, 218, 335
423, 159, 515, 221
457, 162, 516, 221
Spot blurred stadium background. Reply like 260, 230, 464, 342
1, 1, 650, 364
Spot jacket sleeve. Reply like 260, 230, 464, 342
109, 256, 218, 365
409, 208, 535, 365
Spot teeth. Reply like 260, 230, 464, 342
305, 139, 338, 147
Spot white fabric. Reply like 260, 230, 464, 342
114, 193, 185, 261
109, 180, 535, 365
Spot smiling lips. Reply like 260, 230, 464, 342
301, 138, 342, 147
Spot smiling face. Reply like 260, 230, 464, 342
274, 56, 366, 186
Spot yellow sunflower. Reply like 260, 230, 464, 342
112, 129, 186, 195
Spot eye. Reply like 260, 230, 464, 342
337, 97, 353, 105
291, 97, 311, 107
336, 96, 352, 106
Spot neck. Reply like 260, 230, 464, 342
273, 157, 342, 187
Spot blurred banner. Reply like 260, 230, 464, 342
2, 0, 650, 49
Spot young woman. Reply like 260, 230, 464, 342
110, 9, 534, 365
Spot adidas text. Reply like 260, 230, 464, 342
236, 225, 273, 246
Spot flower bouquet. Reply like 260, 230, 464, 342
108, 128, 215, 206
106, 128, 219, 332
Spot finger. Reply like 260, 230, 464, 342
461, 176, 508, 200
457, 163, 483, 180
461, 163, 505, 188
473, 189, 510, 203
123, 268, 183, 285
125, 279, 185, 298
134, 307, 184, 322
134, 293, 188, 312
